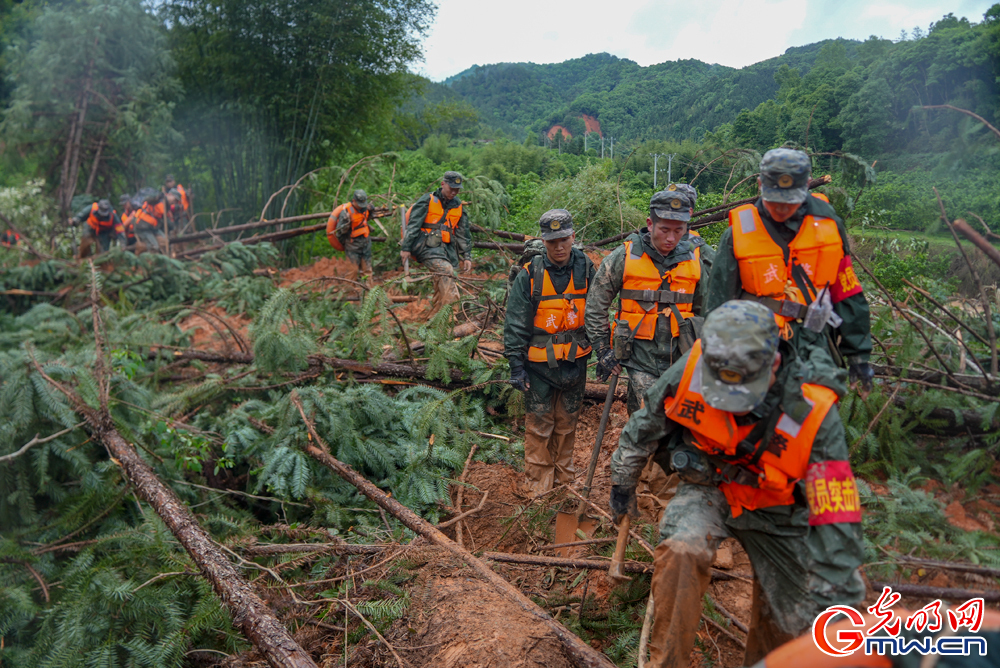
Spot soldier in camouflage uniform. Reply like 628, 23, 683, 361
333, 189, 375, 282
705, 148, 874, 395
400, 171, 473, 313
587, 188, 713, 415
610, 301, 864, 668
505, 210, 596, 496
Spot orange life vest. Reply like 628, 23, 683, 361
121, 211, 136, 241
728, 194, 843, 333
526, 257, 592, 367
421, 194, 462, 244
613, 238, 702, 342
663, 341, 838, 517
85, 203, 118, 232
135, 202, 161, 228
176, 184, 190, 213
327, 202, 370, 239
0, 230, 19, 247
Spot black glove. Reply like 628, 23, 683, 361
509, 365, 529, 392
595, 347, 619, 382
609, 484, 638, 523
848, 362, 874, 393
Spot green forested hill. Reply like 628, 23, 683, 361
437, 11, 998, 160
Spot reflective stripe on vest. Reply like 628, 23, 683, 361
613, 239, 701, 342
728, 196, 843, 332
663, 340, 837, 517
86, 203, 117, 232
526, 259, 591, 366
421, 194, 462, 244
327, 203, 370, 241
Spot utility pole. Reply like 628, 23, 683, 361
601, 136, 605, 159
666, 153, 677, 184
651, 153, 665, 190
609, 135, 615, 160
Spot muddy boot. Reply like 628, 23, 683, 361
648, 539, 715, 668
523, 410, 556, 496
743, 578, 795, 665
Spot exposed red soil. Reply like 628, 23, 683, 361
547, 125, 573, 141
582, 114, 602, 136
177, 305, 251, 352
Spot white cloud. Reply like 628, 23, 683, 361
417, 0, 997, 81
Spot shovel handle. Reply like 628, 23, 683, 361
581, 372, 619, 500
608, 514, 631, 583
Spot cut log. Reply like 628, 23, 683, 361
893, 396, 1000, 435
290, 393, 616, 668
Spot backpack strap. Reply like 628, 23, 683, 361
531, 255, 545, 305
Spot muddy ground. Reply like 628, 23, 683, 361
195, 256, 1000, 668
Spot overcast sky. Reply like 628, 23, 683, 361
417, 0, 996, 82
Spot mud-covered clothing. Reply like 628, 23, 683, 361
401, 189, 471, 268
79, 226, 123, 255
613, 347, 862, 666
585, 231, 710, 379
133, 219, 165, 254
505, 248, 596, 373
705, 197, 872, 365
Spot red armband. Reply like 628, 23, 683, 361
830, 255, 863, 303
805, 460, 862, 525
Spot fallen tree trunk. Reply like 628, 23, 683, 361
953, 218, 1000, 271
893, 396, 1000, 435
872, 364, 1000, 396
290, 393, 616, 668
869, 581, 1000, 603
31, 366, 318, 668
169, 207, 396, 245
588, 176, 833, 248
484, 551, 652, 573
470, 224, 529, 241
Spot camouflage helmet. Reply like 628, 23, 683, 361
699, 300, 780, 413
759, 148, 811, 204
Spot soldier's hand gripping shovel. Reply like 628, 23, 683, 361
554, 372, 620, 555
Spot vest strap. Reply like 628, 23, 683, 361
620, 288, 695, 305
741, 292, 809, 319
529, 329, 589, 369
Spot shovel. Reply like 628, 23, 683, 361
554, 372, 620, 555
607, 514, 631, 584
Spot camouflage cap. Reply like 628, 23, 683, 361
96, 199, 113, 218
164, 174, 175, 184
668, 183, 697, 209
759, 148, 811, 204
352, 189, 368, 203
119, 194, 131, 206
538, 209, 574, 240
442, 171, 464, 189
650, 190, 691, 222
699, 300, 780, 413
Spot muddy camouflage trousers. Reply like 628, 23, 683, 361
343, 237, 373, 281
522, 359, 588, 496
648, 482, 864, 668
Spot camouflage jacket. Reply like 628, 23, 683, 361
335, 203, 374, 253
504, 247, 596, 372
705, 197, 872, 365
611, 343, 854, 535
401, 189, 472, 268
584, 230, 713, 378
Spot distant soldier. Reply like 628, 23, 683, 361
327, 189, 374, 282
1, 229, 20, 248
72, 199, 126, 258
400, 171, 472, 314
705, 148, 873, 395
165, 188, 188, 232
133, 189, 167, 254
505, 210, 595, 496
163, 175, 191, 218
119, 194, 137, 248
610, 300, 864, 667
